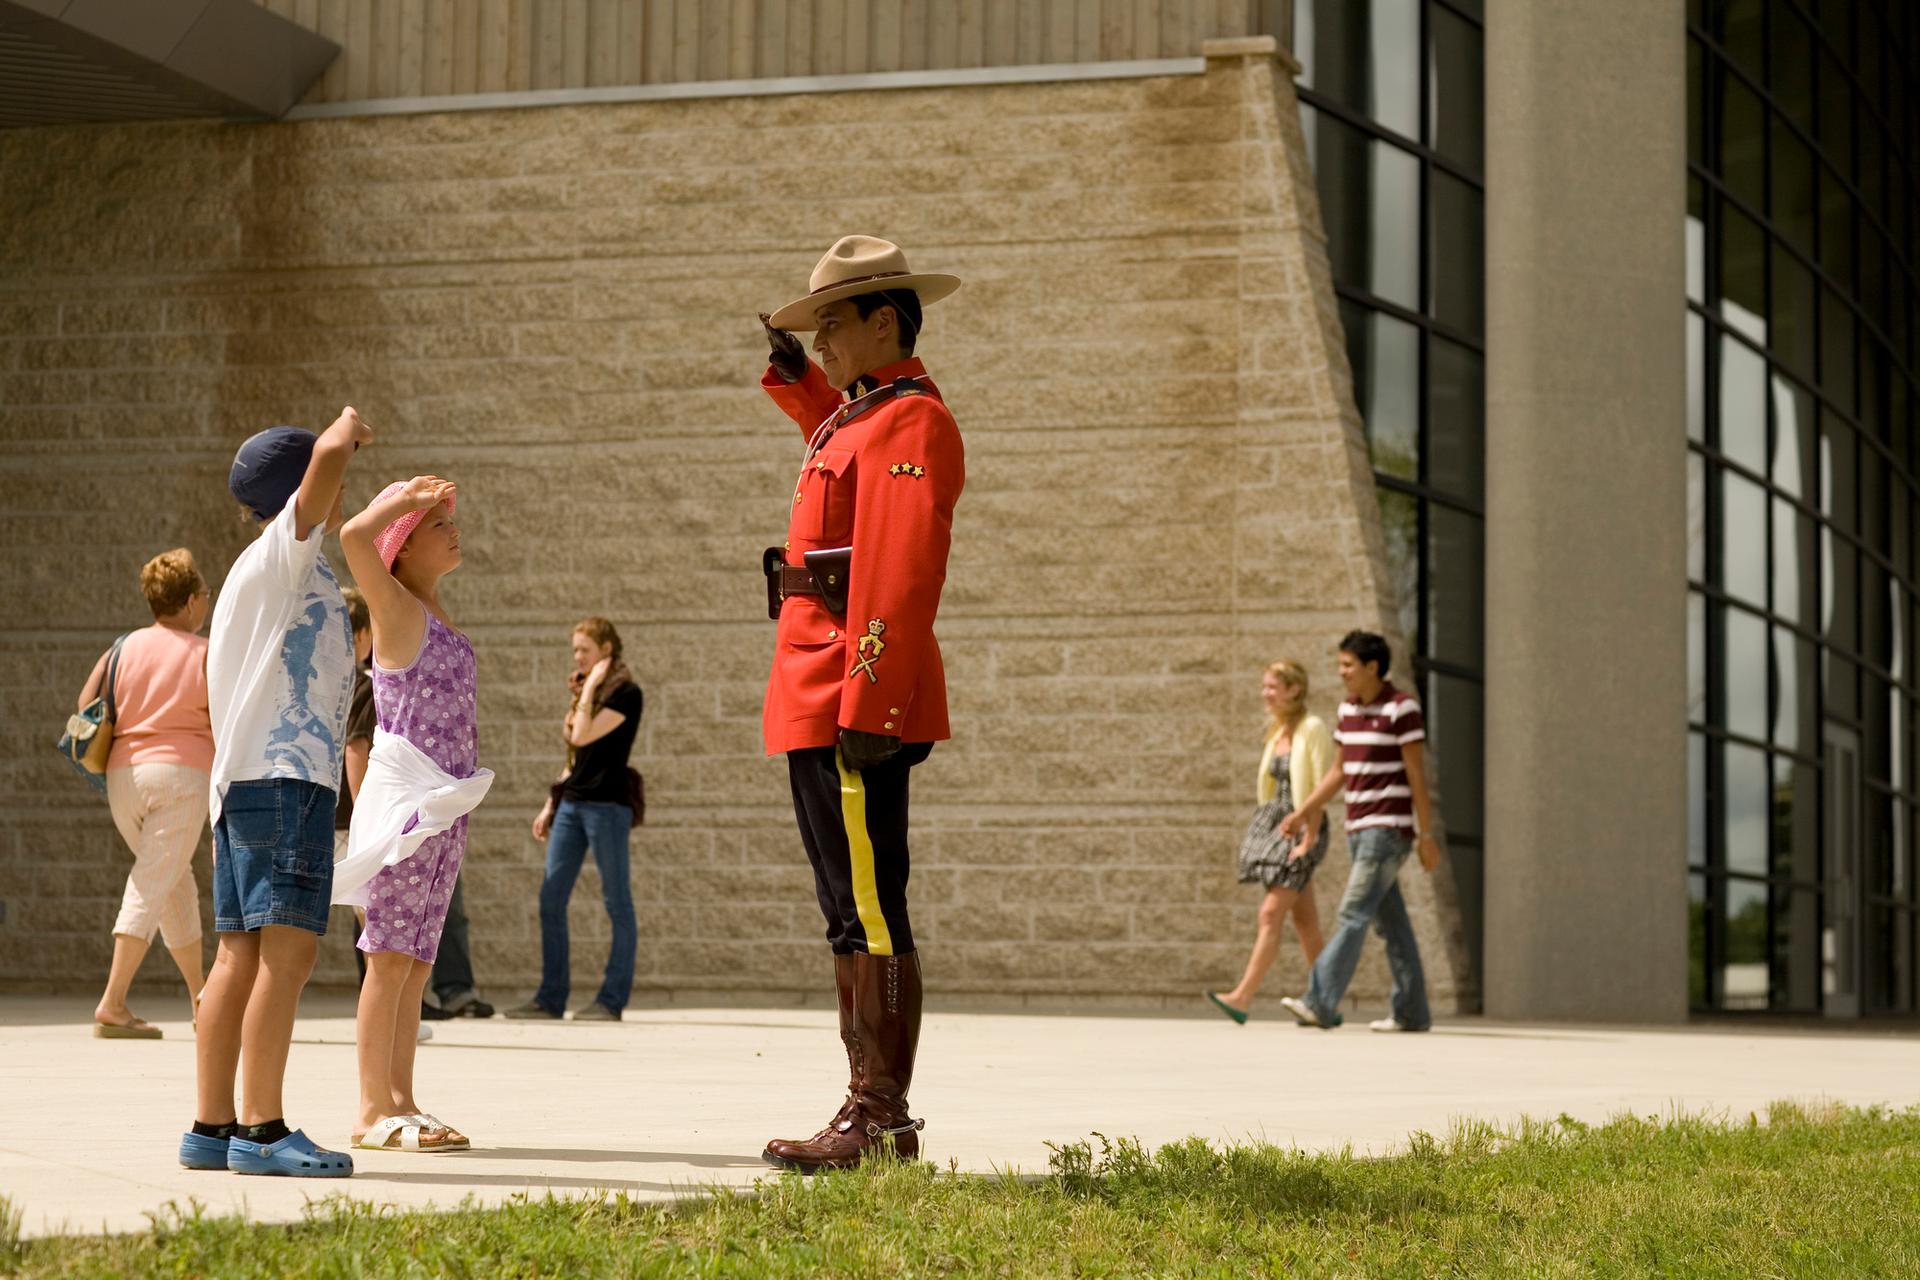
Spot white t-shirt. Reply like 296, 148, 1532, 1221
206, 502, 356, 824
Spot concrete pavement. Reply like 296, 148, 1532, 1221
2, 994, 1916, 1237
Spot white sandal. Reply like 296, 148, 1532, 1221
412, 1113, 470, 1151
352, 1114, 458, 1153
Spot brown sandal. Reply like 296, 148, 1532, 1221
94, 1018, 161, 1040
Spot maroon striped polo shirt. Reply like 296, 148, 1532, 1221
1335, 683, 1426, 832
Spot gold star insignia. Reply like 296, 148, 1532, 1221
911, 465, 925, 478
888, 463, 902, 476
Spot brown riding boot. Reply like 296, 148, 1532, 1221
762, 953, 862, 1168
852, 949, 925, 1160
762, 951, 925, 1171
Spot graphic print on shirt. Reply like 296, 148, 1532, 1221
264, 559, 355, 785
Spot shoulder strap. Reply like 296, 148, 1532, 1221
102, 633, 129, 723
808, 376, 928, 459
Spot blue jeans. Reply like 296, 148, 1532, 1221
1303, 827, 1431, 1029
534, 799, 637, 1014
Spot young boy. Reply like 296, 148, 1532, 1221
1277, 631, 1440, 1034
180, 407, 370, 1177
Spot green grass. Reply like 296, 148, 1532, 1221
7, 1103, 1919, 1278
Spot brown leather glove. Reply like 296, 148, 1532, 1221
759, 312, 808, 384
838, 729, 900, 771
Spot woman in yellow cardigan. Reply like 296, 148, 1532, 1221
1205, 659, 1333, 1023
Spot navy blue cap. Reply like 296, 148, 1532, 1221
229, 426, 316, 521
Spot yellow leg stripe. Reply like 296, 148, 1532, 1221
836, 750, 894, 957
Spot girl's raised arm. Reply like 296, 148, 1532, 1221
340, 476, 454, 671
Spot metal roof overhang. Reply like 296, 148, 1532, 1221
0, 0, 337, 128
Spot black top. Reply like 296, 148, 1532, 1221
562, 682, 643, 804
335, 665, 375, 830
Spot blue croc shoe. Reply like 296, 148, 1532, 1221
178, 1131, 232, 1171
227, 1129, 353, 1178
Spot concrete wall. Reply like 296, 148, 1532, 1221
1482, 0, 1689, 1021
0, 44, 1467, 1012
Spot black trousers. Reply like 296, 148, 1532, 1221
431, 877, 474, 1002
787, 743, 932, 956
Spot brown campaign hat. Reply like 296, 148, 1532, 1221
767, 235, 960, 332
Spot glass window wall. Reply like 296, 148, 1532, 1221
1688, 0, 1920, 1015
1293, 0, 1487, 987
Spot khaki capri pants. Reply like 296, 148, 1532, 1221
105, 764, 208, 947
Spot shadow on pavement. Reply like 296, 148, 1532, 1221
625, 1019, 822, 1032
346, 1171, 709, 1194
1427, 1027, 1616, 1042
285, 1039, 623, 1053
471, 1147, 765, 1168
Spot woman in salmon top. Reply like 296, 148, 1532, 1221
74, 548, 215, 1038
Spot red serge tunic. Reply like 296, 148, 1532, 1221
760, 355, 965, 756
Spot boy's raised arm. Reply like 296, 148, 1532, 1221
293, 406, 373, 538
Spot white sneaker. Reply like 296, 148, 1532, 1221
1278, 996, 1324, 1028
417, 1023, 433, 1043
1369, 1017, 1430, 1033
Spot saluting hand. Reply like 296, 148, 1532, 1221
399, 475, 456, 511
759, 312, 808, 384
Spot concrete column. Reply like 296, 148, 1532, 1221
1482, 0, 1689, 1021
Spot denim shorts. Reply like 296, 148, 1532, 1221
212, 778, 337, 935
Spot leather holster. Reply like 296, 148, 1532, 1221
763, 545, 852, 619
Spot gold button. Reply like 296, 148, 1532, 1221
793, 492, 802, 503
828, 630, 838, 639
889, 708, 901, 715
884, 721, 895, 730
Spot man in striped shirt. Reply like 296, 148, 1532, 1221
1276, 631, 1438, 1032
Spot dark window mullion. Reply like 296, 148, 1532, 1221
1693, 163, 1916, 383
1335, 283, 1486, 354
1373, 471, 1484, 520
1295, 86, 1485, 189
1693, 719, 1824, 772
1416, 656, 1484, 684
1695, 4, 1909, 166
1690, 297, 1920, 501
1429, 0, 1482, 32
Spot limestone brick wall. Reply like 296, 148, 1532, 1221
0, 45, 1467, 1012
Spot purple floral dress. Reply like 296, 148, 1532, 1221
358, 610, 478, 962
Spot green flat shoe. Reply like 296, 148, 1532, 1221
1204, 991, 1249, 1025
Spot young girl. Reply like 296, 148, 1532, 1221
1204, 659, 1333, 1024
337, 475, 483, 1153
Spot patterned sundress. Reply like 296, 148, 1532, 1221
358, 611, 478, 962
1236, 750, 1331, 893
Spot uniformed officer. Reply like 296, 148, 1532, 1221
754, 235, 964, 1171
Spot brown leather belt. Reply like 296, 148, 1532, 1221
776, 564, 823, 595
763, 546, 852, 619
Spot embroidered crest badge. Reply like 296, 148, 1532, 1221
850, 618, 888, 684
